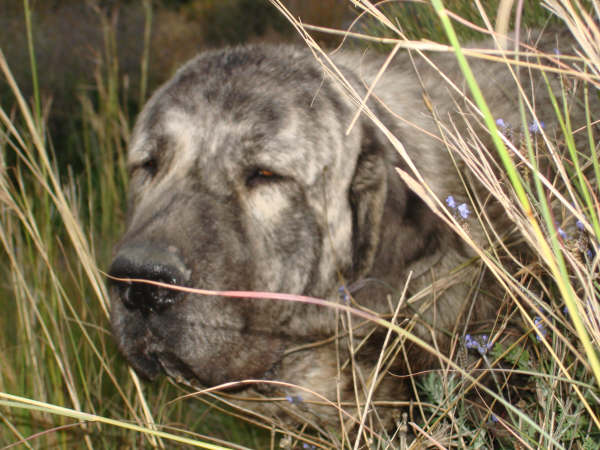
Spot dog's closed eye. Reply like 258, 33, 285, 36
129, 156, 158, 180
141, 158, 158, 176
246, 168, 283, 188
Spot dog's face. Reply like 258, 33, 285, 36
109, 46, 390, 398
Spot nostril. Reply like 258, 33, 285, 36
109, 257, 186, 315
120, 274, 180, 314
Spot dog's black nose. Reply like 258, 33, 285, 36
109, 246, 188, 315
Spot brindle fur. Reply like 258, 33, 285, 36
109, 29, 596, 428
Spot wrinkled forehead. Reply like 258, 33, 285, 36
128, 65, 351, 183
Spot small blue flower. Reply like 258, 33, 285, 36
587, 249, 595, 260
529, 120, 545, 133
446, 195, 457, 208
576, 220, 585, 231
490, 414, 499, 423
496, 118, 507, 128
479, 335, 493, 355
338, 286, 350, 303
286, 395, 303, 404
457, 203, 471, 219
553, 47, 560, 55
464, 334, 493, 355
558, 227, 568, 239
303, 444, 316, 449
464, 334, 475, 349
534, 316, 547, 341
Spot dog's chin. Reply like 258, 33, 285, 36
153, 352, 201, 386
129, 350, 278, 395
123, 349, 195, 384
130, 346, 358, 428
123, 351, 163, 381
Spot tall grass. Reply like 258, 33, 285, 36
0, 0, 599, 448
273, 0, 600, 447
0, 3, 265, 449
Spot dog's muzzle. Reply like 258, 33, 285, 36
109, 244, 190, 315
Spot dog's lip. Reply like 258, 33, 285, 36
147, 348, 287, 395
152, 351, 201, 386
151, 352, 271, 393
126, 350, 163, 381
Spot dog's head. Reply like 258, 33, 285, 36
109, 46, 404, 397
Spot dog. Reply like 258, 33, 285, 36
108, 29, 596, 429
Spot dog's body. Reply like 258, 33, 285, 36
109, 30, 594, 428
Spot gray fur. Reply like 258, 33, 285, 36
109, 30, 596, 428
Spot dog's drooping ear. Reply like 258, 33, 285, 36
348, 120, 390, 279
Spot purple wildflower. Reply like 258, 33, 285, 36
534, 316, 547, 342
338, 286, 349, 303
529, 120, 545, 134
457, 203, 471, 219
480, 335, 493, 354
576, 220, 585, 231
490, 414, 499, 423
496, 118, 507, 128
286, 395, 303, 404
558, 227, 568, 239
464, 334, 493, 355
446, 195, 457, 208
465, 334, 475, 349
446, 196, 471, 220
